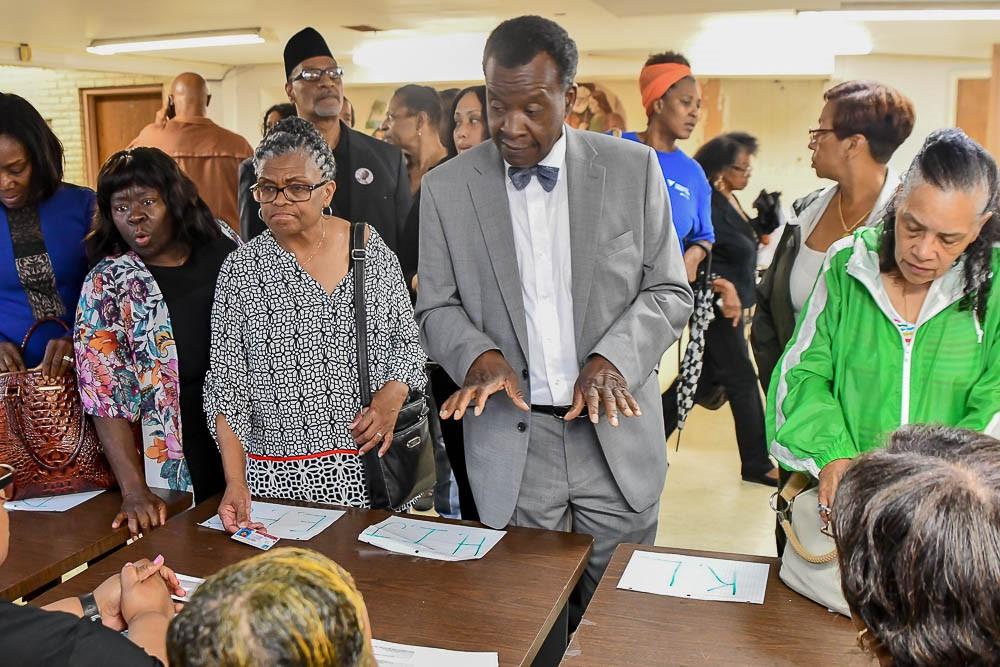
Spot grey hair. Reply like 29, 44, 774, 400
253, 116, 337, 181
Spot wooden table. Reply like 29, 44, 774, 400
562, 544, 867, 667
2, 488, 191, 602
34, 497, 593, 667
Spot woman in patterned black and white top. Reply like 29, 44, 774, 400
204, 117, 426, 531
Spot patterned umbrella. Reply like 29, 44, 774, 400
675, 255, 714, 450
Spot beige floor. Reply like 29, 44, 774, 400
654, 402, 778, 557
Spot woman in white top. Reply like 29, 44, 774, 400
752, 80, 915, 392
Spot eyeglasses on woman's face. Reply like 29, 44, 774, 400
808, 127, 836, 144
251, 180, 329, 204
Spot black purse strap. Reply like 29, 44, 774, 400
351, 222, 372, 408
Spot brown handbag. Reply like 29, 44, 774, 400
0, 317, 116, 499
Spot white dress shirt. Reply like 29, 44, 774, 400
504, 130, 578, 405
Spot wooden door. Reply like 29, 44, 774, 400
955, 78, 990, 147
81, 86, 163, 186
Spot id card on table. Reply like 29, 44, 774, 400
231, 527, 280, 550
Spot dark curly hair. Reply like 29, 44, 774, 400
878, 128, 999, 322
694, 131, 759, 183
262, 102, 296, 136
167, 547, 373, 667
0, 92, 65, 203
87, 147, 221, 261
483, 15, 578, 90
833, 425, 1000, 665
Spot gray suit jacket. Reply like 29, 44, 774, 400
415, 127, 694, 528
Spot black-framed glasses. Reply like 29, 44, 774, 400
251, 180, 329, 204
808, 128, 836, 141
291, 67, 344, 83
729, 164, 752, 174
0, 464, 14, 501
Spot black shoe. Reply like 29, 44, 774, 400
742, 469, 779, 487
411, 491, 434, 511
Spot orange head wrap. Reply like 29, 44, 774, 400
639, 63, 693, 116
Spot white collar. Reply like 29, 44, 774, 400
795, 167, 899, 236
503, 126, 568, 177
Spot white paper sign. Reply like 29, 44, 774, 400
372, 639, 498, 667
617, 551, 769, 604
358, 517, 505, 561
199, 500, 345, 540
4, 490, 104, 512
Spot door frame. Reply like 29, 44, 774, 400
80, 84, 164, 187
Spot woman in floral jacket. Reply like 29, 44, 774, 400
75, 148, 239, 536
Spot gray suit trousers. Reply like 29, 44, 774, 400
511, 411, 660, 628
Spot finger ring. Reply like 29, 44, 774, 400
376, 432, 384, 439
817, 503, 832, 513
62, 355, 73, 363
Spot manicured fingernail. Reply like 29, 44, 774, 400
125, 562, 133, 567
153, 554, 164, 565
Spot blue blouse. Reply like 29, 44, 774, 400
620, 132, 714, 251
0, 185, 94, 366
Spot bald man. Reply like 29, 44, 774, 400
130, 73, 252, 232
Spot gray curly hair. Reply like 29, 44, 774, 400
253, 116, 337, 181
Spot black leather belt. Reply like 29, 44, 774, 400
530, 404, 583, 420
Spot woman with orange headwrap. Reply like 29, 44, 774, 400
620, 51, 713, 283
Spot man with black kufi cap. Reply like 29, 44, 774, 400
238, 27, 412, 268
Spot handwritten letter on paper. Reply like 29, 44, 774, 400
358, 517, 505, 561
616, 551, 769, 604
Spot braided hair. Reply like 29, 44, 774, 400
253, 116, 336, 182
878, 128, 999, 321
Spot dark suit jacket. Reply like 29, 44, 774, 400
239, 123, 411, 259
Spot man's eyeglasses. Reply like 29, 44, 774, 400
808, 128, 836, 141
0, 464, 15, 501
251, 181, 329, 204
291, 67, 344, 83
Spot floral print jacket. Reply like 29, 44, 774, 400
74, 224, 238, 492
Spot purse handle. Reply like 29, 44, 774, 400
351, 222, 372, 408
773, 471, 838, 565
19, 316, 71, 354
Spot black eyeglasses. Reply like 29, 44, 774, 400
0, 464, 14, 501
290, 67, 344, 83
251, 180, 329, 204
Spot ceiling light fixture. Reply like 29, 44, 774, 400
87, 28, 264, 55
798, 8, 1000, 22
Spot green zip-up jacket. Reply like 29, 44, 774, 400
767, 226, 1000, 476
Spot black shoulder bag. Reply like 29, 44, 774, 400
351, 222, 435, 510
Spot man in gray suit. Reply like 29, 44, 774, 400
415, 16, 694, 626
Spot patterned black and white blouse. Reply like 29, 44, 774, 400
203, 226, 427, 507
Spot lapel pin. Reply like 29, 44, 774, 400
355, 167, 374, 185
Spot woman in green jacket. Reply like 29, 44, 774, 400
767, 129, 999, 521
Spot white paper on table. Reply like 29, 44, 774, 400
199, 500, 345, 540
616, 551, 769, 604
171, 573, 206, 602
358, 516, 505, 561
372, 639, 498, 667
3, 490, 105, 512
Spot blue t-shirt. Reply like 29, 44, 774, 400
620, 132, 714, 250
0, 184, 94, 366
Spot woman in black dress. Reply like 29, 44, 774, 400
75, 147, 238, 536
663, 132, 778, 486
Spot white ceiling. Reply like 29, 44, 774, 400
1, 0, 997, 79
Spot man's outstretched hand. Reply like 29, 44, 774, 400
564, 355, 640, 426
439, 350, 530, 420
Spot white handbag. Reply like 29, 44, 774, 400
774, 472, 850, 617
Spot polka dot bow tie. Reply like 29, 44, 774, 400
508, 164, 560, 192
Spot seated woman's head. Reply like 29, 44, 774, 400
810, 81, 914, 180
89, 147, 220, 263
167, 547, 374, 666
879, 129, 998, 316
833, 425, 1000, 664
252, 116, 337, 237
0, 92, 65, 210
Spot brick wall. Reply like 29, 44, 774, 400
0, 65, 171, 185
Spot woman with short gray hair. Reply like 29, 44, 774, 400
204, 117, 426, 530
